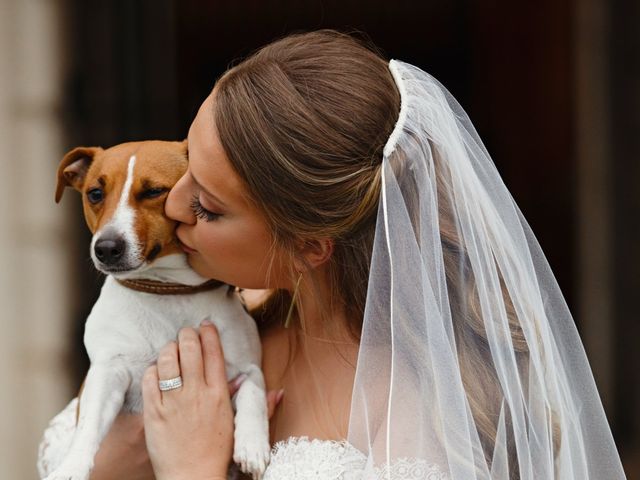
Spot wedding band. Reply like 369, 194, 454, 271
158, 375, 183, 391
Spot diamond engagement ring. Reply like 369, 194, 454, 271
158, 375, 183, 391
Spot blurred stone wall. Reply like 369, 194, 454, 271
0, 1, 75, 477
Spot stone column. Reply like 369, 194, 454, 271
0, 0, 74, 477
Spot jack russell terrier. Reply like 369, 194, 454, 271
45, 140, 269, 480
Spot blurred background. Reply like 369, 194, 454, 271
1, 0, 638, 477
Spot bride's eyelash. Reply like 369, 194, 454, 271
190, 195, 222, 222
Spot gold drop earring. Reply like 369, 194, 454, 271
284, 272, 303, 328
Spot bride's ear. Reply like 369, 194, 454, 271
293, 238, 334, 271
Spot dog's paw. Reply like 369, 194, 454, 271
43, 462, 92, 480
234, 428, 271, 480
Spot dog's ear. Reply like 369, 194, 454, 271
55, 146, 102, 203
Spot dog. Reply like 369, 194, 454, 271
44, 140, 270, 480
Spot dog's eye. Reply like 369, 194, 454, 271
140, 187, 167, 200
87, 188, 104, 204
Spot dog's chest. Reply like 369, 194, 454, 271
87, 288, 219, 353
83, 278, 240, 412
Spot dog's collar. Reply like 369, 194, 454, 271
116, 278, 224, 295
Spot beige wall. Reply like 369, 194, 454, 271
0, 0, 75, 477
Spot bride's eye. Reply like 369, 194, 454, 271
190, 195, 222, 222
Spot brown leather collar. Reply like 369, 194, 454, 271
116, 278, 224, 295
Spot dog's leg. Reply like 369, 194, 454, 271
44, 363, 131, 480
231, 363, 270, 480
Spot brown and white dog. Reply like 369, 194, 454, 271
45, 141, 269, 480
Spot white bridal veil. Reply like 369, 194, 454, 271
348, 60, 626, 479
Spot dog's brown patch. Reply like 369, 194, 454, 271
56, 140, 188, 261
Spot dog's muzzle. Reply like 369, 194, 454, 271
95, 236, 125, 265
92, 227, 133, 272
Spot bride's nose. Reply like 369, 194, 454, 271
166, 174, 195, 225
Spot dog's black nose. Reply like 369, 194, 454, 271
95, 236, 126, 265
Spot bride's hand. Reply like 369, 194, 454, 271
89, 378, 281, 480
142, 321, 233, 480
142, 321, 278, 480
89, 412, 152, 480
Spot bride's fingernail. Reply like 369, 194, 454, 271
201, 318, 213, 326
276, 389, 285, 403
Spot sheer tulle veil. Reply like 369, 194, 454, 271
347, 60, 626, 479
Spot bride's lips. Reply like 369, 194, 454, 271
176, 235, 197, 254
181, 242, 197, 254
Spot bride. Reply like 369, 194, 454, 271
38, 29, 626, 479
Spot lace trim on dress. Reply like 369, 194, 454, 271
376, 457, 448, 480
266, 436, 448, 480
265, 437, 364, 480
37, 402, 448, 480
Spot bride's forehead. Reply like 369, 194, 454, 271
188, 126, 251, 207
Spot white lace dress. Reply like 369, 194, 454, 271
38, 398, 448, 480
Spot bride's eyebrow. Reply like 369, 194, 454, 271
189, 172, 228, 208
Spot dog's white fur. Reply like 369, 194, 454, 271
45, 155, 270, 480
